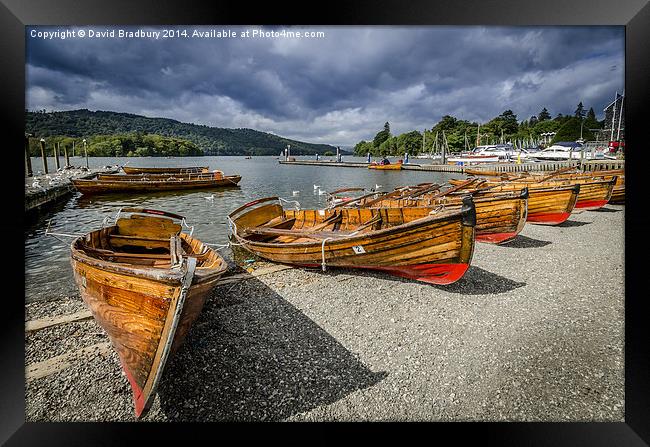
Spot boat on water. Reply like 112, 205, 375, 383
329, 182, 528, 245
530, 142, 616, 161
368, 160, 403, 170
446, 154, 500, 165
70, 208, 228, 417
72, 172, 242, 194
228, 196, 477, 285
122, 166, 209, 175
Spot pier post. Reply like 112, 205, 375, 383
25, 134, 33, 177
83, 139, 89, 168
63, 143, 70, 167
53, 142, 61, 170
39, 138, 48, 174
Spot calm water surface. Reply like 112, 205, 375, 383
25, 156, 460, 302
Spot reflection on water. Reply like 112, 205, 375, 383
25, 156, 460, 302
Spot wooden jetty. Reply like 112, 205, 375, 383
279, 159, 624, 174
25, 168, 119, 215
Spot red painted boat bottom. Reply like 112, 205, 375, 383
121, 360, 146, 418
370, 263, 470, 285
575, 199, 609, 210
476, 231, 520, 244
527, 212, 571, 225
298, 262, 470, 284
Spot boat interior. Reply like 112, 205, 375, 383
73, 214, 222, 269
233, 200, 457, 244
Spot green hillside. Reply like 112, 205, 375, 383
25, 109, 337, 156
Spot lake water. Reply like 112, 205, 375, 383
25, 155, 461, 303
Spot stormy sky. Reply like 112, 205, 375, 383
26, 26, 624, 146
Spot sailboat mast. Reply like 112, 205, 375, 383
610, 91, 617, 141
616, 91, 624, 141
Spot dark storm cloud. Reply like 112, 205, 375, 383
26, 26, 624, 145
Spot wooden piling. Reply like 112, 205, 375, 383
25, 135, 33, 177
53, 142, 61, 170
39, 139, 48, 174
64, 143, 70, 167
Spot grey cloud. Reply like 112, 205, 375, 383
26, 25, 624, 146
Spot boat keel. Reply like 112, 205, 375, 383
575, 199, 609, 210
527, 212, 571, 225
299, 262, 470, 284
476, 231, 520, 244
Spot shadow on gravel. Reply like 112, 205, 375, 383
436, 266, 526, 295
499, 235, 552, 248
557, 220, 591, 227
590, 206, 622, 213
157, 273, 386, 421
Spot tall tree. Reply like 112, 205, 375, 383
373, 122, 391, 148
538, 108, 551, 121
587, 107, 596, 120
574, 102, 586, 118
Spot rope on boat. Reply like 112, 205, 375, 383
44, 219, 83, 243
203, 242, 231, 250
278, 197, 301, 210
321, 237, 333, 271
181, 218, 194, 236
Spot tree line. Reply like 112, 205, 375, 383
26, 133, 203, 157
26, 109, 336, 156
354, 103, 604, 156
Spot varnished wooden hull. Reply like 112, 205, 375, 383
72, 175, 241, 194
122, 166, 209, 174
70, 216, 227, 417
352, 190, 528, 245
230, 197, 476, 285
449, 180, 579, 225
97, 173, 224, 181
505, 177, 616, 211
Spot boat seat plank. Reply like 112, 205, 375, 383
246, 227, 353, 240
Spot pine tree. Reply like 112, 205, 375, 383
538, 108, 551, 121
575, 102, 585, 118
587, 107, 596, 120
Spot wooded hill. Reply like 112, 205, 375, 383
25, 109, 337, 156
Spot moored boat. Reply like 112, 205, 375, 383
72, 173, 242, 195
449, 179, 580, 225
122, 166, 209, 174
368, 161, 402, 170
70, 208, 228, 417
329, 183, 528, 245
228, 196, 477, 285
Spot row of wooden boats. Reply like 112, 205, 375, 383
63, 166, 623, 418
71, 166, 241, 194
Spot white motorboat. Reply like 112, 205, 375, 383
531, 142, 616, 161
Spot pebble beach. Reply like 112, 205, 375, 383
25, 204, 625, 422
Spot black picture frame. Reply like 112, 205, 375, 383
6, 0, 649, 444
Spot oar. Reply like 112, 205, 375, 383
424, 178, 482, 200
330, 191, 384, 208
360, 185, 421, 207
404, 183, 443, 199
327, 187, 366, 196
537, 166, 578, 183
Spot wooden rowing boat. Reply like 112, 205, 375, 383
122, 166, 209, 174
343, 188, 528, 245
452, 174, 616, 211
228, 196, 476, 285
449, 179, 580, 225
97, 171, 227, 181
72, 174, 242, 195
70, 208, 227, 417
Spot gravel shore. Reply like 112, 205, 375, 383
25, 204, 625, 422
